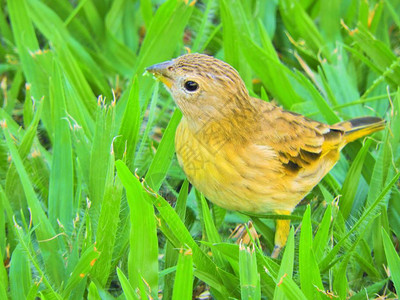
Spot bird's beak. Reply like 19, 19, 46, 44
146, 60, 174, 88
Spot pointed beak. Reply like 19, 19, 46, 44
146, 60, 174, 88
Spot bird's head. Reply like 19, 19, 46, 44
146, 53, 250, 125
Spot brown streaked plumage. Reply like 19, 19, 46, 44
146, 53, 386, 257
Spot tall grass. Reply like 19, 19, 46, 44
1, 0, 400, 299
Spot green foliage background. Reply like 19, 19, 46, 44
0, 0, 400, 299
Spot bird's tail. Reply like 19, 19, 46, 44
335, 116, 386, 144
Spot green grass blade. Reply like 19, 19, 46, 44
251, 217, 275, 251
239, 243, 260, 300
62, 244, 100, 298
292, 68, 340, 124
135, 81, 159, 163
116, 268, 140, 300
25, 0, 98, 136
279, 0, 328, 58
200, 194, 227, 268
140, 0, 153, 27
117, 162, 159, 294
350, 279, 387, 300
255, 246, 307, 300
12, 225, 61, 299
3, 69, 23, 114
48, 63, 74, 233
134, 0, 194, 75
116, 161, 225, 292
9, 244, 31, 299
344, 23, 400, 85
7, 0, 44, 99
87, 281, 101, 300
103, 0, 137, 75
193, 270, 227, 298
319, 171, 400, 272
219, 0, 252, 86
69, 118, 91, 188
22, 83, 33, 127
133, 0, 194, 102
0, 281, 6, 300
217, 266, 241, 298
313, 205, 332, 261
89, 99, 115, 214
146, 109, 182, 190
191, 0, 216, 52
27, 0, 104, 108
92, 151, 123, 286
333, 256, 350, 298
5, 97, 43, 213
340, 139, 372, 219
389, 188, 400, 241
172, 248, 194, 300
0, 218, 7, 294
367, 92, 400, 268
318, 0, 341, 46
385, 0, 400, 29
274, 228, 294, 300
208, 242, 239, 274
240, 35, 303, 108
367, 91, 400, 207
257, 20, 279, 62
77, 0, 103, 37
115, 77, 141, 163
3, 123, 66, 286
353, 252, 381, 279
0, 3, 13, 44
7, 0, 55, 134
299, 206, 324, 299
381, 228, 400, 295
163, 180, 189, 300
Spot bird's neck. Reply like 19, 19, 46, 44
181, 102, 258, 145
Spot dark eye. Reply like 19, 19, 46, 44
184, 81, 199, 92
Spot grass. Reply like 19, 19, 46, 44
1, 0, 400, 299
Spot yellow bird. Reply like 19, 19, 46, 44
147, 53, 385, 257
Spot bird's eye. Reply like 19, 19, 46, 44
184, 81, 199, 92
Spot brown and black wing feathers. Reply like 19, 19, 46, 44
258, 102, 345, 173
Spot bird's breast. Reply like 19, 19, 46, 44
174, 118, 316, 213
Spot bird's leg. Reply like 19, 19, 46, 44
271, 210, 291, 258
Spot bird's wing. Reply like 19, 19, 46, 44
256, 101, 345, 173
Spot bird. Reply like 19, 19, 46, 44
146, 53, 386, 258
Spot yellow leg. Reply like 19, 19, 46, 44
271, 210, 291, 259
